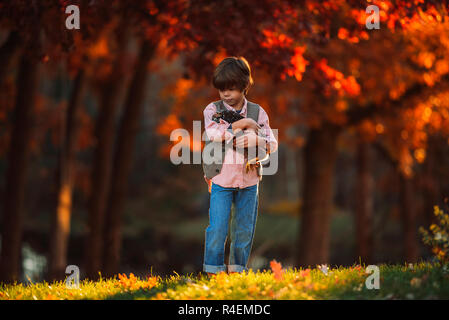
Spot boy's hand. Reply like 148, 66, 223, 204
232, 118, 261, 133
235, 131, 261, 148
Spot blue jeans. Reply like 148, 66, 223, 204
203, 182, 259, 274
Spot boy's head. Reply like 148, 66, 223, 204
212, 57, 254, 97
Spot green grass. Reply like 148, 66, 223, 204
1, 262, 449, 300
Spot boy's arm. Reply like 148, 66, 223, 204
232, 118, 261, 132
256, 107, 278, 154
204, 103, 234, 143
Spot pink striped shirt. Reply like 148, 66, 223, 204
203, 97, 278, 189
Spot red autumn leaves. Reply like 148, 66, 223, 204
316, 58, 361, 97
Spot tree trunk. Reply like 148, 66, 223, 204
399, 173, 420, 262
0, 31, 22, 86
354, 141, 374, 264
84, 26, 129, 280
420, 135, 441, 227
47, 69, 87, 281
102, 40, 155, 277
0, 51, 39, 283
296, 125, 340, 267
286, 143, 299, 201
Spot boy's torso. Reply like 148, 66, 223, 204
203, 98, 263, 189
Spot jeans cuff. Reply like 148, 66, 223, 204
203, 264, 227, 274
227, 264, 246, 273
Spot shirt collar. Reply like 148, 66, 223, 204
223, 97, 247, 115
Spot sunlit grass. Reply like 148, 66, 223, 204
1, 262, 449, 300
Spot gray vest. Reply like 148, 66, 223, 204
202, 100, 261, 179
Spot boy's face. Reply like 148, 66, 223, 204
218, 86, 245, 107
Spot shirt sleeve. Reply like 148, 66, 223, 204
257, 107, 278, 154
203, 103, 234, 143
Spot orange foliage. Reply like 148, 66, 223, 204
284, 46, 309, 81
88, 37, 109, 59
212, 48, 228, 67
270, 259, 284, 281
337, 28, 360, 43
146, 0, 159, 15
172, 78, 194, 100
315, 59, 360, 97
156, 114, 183, 136
261, 29, 294, 49
117, 273, 158, 291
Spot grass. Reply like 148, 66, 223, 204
1, 261, 449, 300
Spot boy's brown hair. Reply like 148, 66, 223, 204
212, 57, 254, 95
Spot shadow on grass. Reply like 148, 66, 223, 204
104, 273, 209, 300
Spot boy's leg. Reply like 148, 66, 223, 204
228, 184, 259, 273
203, 182, 233, 274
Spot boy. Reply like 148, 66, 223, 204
202, 57, 278, 275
